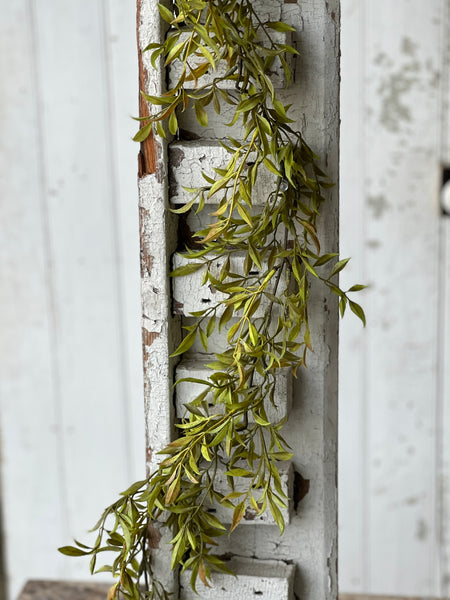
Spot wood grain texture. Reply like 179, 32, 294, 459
137, 0, 180, 593
138, 1, 340, 598
175, 357, 292, 423
167, 31, 291, 90
17, 581, 110, 600
439, 0, 450, 594
0, 1, 143, 598
179, 558, 295, 600
169, 141, 277, 206
338, 0, 368, 591
339, 0, 444, 595
167, 4, 341, 600
0, 3, 68, 597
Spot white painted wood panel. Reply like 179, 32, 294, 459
2, 1, 449, 598
179, 558, 295, 600
0, 1, 143, 599
33, 0, 138, 547
104, 0, 146, 485
338, 0, 368, 590
339, 0, 444, 595
0, 4, 69, 599
439, 1, 450, 594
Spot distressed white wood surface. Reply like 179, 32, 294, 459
440, 1, 450, 594
338, 0, 368, 592
168, 31, 291, 90
0, 3, 68, 597
138, 1, 340, 599
138, 0, 181, 594
339, 0, 444, 595
172, 253, 287, 317
169, 141, 277, 206
0, 2, 143, 599
175, 357, 292, 422
179, 558, 295, 600
171, 4, 341, 600
205, 463, 292, 527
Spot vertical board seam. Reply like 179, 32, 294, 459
360, 0, 370, 590
28, 0, 70, 539
100, 0, 133, 478
436, 0, 449, 594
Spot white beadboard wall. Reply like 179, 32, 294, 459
339, 0, 450, 596
0, 2, 144, 599
1, 1, 450, 600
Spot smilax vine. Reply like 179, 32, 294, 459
60, 1, 365, 598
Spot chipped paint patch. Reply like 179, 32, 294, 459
401, 36, 417, 57
367, 194, 390, 219
375, 41, 423, 132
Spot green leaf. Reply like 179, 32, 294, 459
219, 304, 233, 332
263, 157, 282, 177
141, 92, 173, 106
206, 316, 216, 337
171, 330, 197, 357
330, 257, 351, 277
198, 45, 216, 69
201, 444, 212, 461
120, 479, 148, 496
169, 111, 178, 135
158, 3, 174, 24
348, 284, 367, 292
314, 253, 338, 267
133, 122, 152, 143
268, 497, 285, 534
170, 194, 199, 214
195, 102, 209, 127
266, 21, 296, 32
224, 468, 253, 477
237, 95, 262, 113
170, 262, 203, 277
199, 328, 208, 351
230, 502, 246, 532
58, 546, 91, 557
270, 451, 293, 461
301, 257, 319, 278
349, 300, 366, 326
202, 512, 227, 531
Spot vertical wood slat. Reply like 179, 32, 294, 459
338, 0, 369, 591
137, 1, 340, 598
365, 2, 441, 594
157, 3, 340, 600
0, 3, 68, 598
439, 0, 450, 594
137, 0, 179, 594
33, 0, 133, 547
1, 1, 143, 598
339, 0, 444, 595
104, 0, 146, 484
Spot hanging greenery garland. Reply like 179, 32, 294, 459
60, 1, 365, 598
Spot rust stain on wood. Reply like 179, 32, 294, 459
142, 328, 160, 364
137, 0, 157, 177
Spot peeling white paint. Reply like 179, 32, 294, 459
175, 356, 292, 423
179, 558, 295, 600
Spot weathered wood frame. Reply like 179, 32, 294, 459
136, 1, 340, 598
